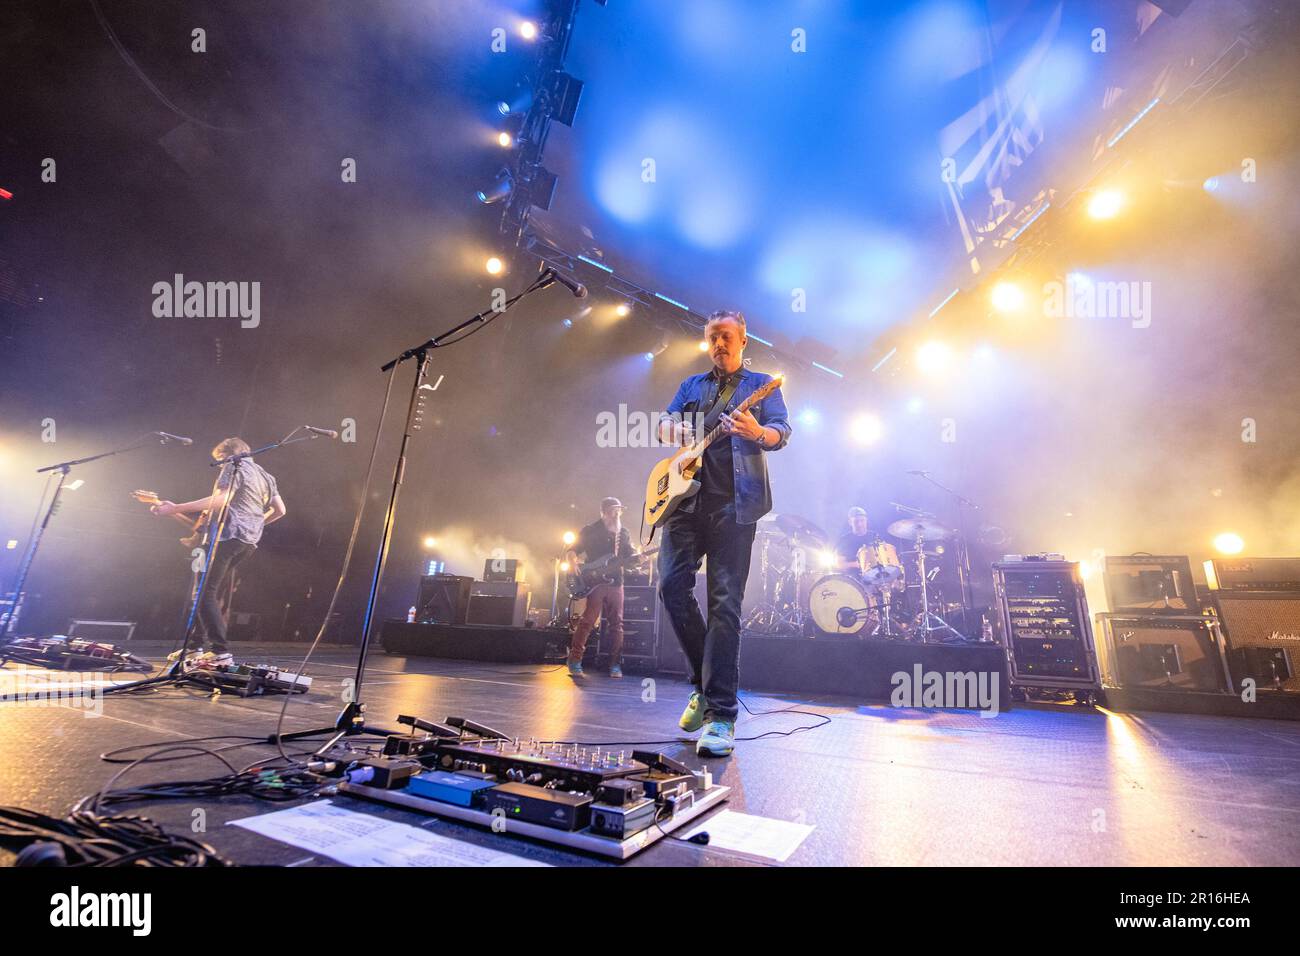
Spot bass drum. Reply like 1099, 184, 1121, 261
808, 573, 875, 636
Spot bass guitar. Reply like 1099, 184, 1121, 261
567, 547, 659, 599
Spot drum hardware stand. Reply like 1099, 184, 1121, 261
2, 432, 186, 644
869, 588, 899, 638
271, 269, 565, 755
910, 533, 965, 643
907, 471, 980, 613
742, 532, 782, 632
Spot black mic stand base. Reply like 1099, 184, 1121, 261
264, 702, 399, 758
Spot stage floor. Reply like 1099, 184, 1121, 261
2, 643, 1299, 867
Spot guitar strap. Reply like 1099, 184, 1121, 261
700, 373, 742, 435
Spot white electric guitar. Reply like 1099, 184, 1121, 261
642, 373, 785, 529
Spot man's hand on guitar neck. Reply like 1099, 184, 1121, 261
720, 408, 774, 445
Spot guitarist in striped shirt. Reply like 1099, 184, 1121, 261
655, 310, 791, 757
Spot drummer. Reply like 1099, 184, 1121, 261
833, 506, 875, 570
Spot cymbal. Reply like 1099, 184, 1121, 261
774, 513, 828, 549
887, 516, 953, 541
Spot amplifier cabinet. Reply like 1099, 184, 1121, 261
467, 581, 530, 627
1095, 613, 1231, 693
599, 585, 658, 661
601, 619, 658, 660
622, 585, 656, 622
417, 574, 472, 625
992, 561, 1101, 691
1210, 591, 1300, 692
1102, 555, 1198, 615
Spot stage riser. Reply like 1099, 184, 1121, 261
381, 621, 562, 664
738, 636, 1011, 708
1102, 689, 1300, 721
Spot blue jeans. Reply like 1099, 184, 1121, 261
658, 495, 756, 722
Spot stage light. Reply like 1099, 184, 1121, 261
1212, 532, 1244, 555
990, 281, 1025, 313
797, 408, 819, 428
562, 318, 573, 328
643, 351, 655, 362
519, 21, 538, 40
422, 536, 438, 549
485, 257, 504, 275
1203, 177, 1220, 193
1078, 559, 1095, 581
848, 413, 884, 446
476, 167, 514, 204
65, 479, 85, 491
497, 132, 513, 148
559, 561, 571, 573
5, 540, 16, 550
906, 396, 924, 414
915, 340, 952, 376
614, 303, 631, 317
497, 100, 511, 115
1087, 188, 1124, 220
562, 530, 577, 546
817, 550, 837, 569
698, 340, 709, 351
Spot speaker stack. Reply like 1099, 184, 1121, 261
1096, 555, 1231, 693
1205, 558, 1300, 693
597, 584, 659, 668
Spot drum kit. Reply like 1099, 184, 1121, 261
745, 509, 969, 643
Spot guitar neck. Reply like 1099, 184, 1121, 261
692, 380, 778, 454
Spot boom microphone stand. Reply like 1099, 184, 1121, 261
272, 269, 568, 754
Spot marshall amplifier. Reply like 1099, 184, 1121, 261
1102, 555, 1199, 615
417, 574, 472, 625
1204, 557, 1300, 593
992, 560, 1101, 692
1208, 591, 1300, 692
1095, 613, 1231, 693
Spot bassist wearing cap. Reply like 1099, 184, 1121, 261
652, 310, 791, 757
565, 497, 636, 680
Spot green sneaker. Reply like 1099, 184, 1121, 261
678, 692, 704, 732
696, 719, 735, 758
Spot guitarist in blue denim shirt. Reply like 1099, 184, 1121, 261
656, 310, 791, 756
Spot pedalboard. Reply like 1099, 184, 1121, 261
336, 716, 729, 860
